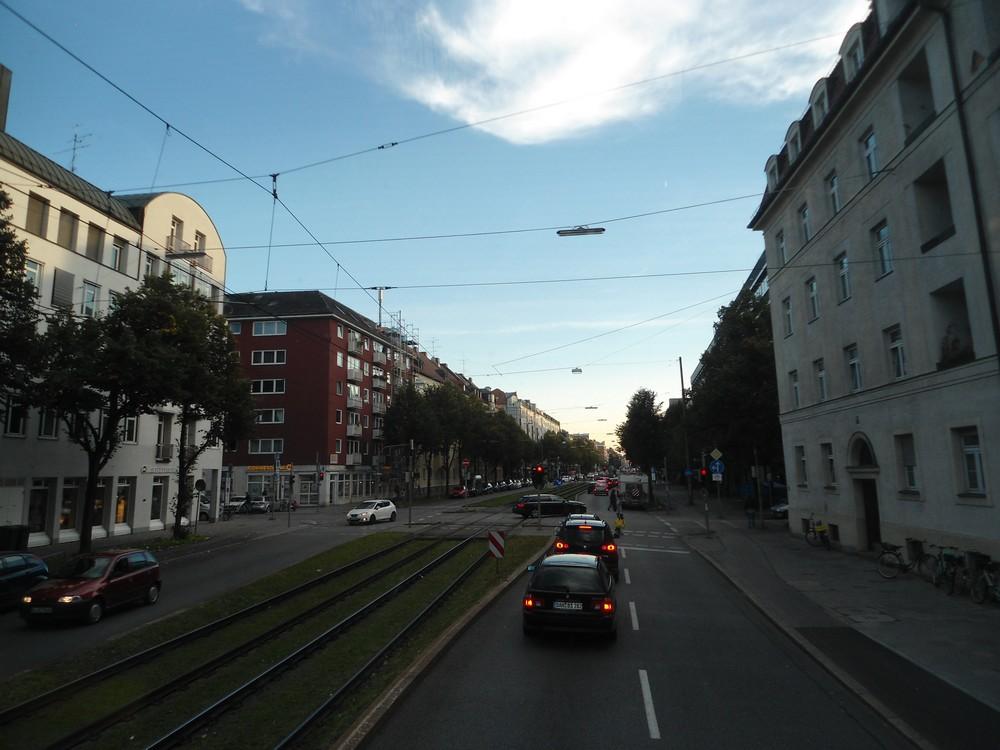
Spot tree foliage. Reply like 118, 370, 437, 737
616, 388, 664, 501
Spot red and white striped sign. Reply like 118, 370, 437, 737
488, 530, 506, 559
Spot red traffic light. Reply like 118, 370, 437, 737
699, 467, 709, 478
533, 465, 544, 474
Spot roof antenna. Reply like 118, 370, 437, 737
67, 125, 91, 174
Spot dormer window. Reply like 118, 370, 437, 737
765, 157, 779, 192
785, 123, 802, 163
840, 24, 865, 82
812, 89, 828, 126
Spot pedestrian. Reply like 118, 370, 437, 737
744, 494, 757, 528
608, 484, 619, 512
614, 512, 625, 538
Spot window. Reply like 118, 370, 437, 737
250, 438, 284, 454
812, 89, 828, 125
363, 388, 369, 403
194, 231, 206, 251
781, 297, 793, 336
169, 216, 184, 249
336, 381, 343, 395
335, 439, 342, 453
789, 371, 800, 408
51, 267, 74, 309
229, 321, 242, 334
788, 130, 802, 162
26, 192, 49, 236
821, 443, 836, 486
862, 130, 879, 180
835, 253, 851, 301
336, 409, 343, 424
250, 379, 286, 394
776, 230, 786, 265
82, 282, 99, 317
144, 253, 159, 278
814, 359, 827, 401
252, 320, 287, 336
826, 171, 840, 214
886, 326, 906, 379
254, 408, 285, 424
846, 40, 864, 80
873, 220, 892, 276
798, 203, 811, 244
932, 279, 974, 368
251, 350, 287, 365
913, 160, 955, 252
85, 224, 104, 262
4, 400, 27, 436
794, 445, 808, 485
767, 164, 778, 191
151, 476, 166, 522
120, 415, 138, 443
845, 344, 862, 392
954, 428, 985, 494
38, 408, 58, 438
898, 49, 935, 143
25, 259, 42, 293
57, 209, 78, 251
337, 324, 344, 338
363, 414, 369, 427
337, 352, 344, 367
806, 277, 820, 320
109, 237, 126, 271
895, 434, 918, 490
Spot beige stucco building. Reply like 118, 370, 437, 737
749, 0, 1000, 554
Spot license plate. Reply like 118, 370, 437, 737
30, 607, 53, 614
552, 600, 582, 611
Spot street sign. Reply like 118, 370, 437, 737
462, 458, 471, 468
488, 530, 506, 559
709, 459, 725, 474
712, 473, 723, 483
710, 448, 723, 461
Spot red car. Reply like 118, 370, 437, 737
448, 486, 468, 499
20, 549, 161, 626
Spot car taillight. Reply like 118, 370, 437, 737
553, 540, 570, 551
601, 543, 617, 552
578, 525, 593, 530
523, 596, 542, 609
591, 597, 614, 613
516, 503, 524, 510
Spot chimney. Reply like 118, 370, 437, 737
0, 64, 11, 133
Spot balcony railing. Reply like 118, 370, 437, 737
347, 423, 362, 437
372, 402, 386, 415
346, 453, 362, 466
347, 337, 363, 354
372, 376, 387, 390
347, 396, 362, 410
347, 367, 363, 383
155, 443, 173, 462
165, 235, 192, 253
373, 351, 387, 365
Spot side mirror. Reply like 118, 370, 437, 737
526, 564, 536, 572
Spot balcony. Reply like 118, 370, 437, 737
372, 427, 384, 440
347, 367, 363, 383
372, 401, 386, 415
155, 444, 173, 462
165, 235, 192, 253
373, 351, 387, 365
347, 337, 363, 354
165, 235, 213, 273
372, 376, 387, 390
347, 396, 362, 410
347, 423, 362, 437
346, 453, 362, 466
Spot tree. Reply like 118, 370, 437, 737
0, 188, 41, 419
385, 381, 438, 499
616, 388, 664, 504
425, 385, 465, 491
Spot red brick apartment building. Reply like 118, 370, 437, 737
224, 291, 411, 506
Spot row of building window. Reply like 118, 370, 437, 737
20, 475, 153, 535
3, 405, 140, 442
793, 427, 986, 497
246, 438, 381, 457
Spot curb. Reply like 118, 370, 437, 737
687, 541, 933, 750
332, 545, 545, 750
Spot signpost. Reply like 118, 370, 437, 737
710, 452, 724, 519
488, 530, 506, 576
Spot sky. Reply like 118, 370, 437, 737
0, 0, 869, 448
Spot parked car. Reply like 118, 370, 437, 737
0, 552, 48, 610
449, 486, 468, 499
550, 518, 619, 579
20, 549, 160, 625
522, 554, 617, 638
248, 497, 272, 513
346, 499, 397, 525
768, 502, 789, 519
512, 494, 587, 518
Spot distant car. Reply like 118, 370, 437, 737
346, 499, 397, 525
248, 497, 272, 513
20, 550, 160, 625
449, 486, 468, 499
593, 479, 609, 496
0, 553, 49, 610
522, 554, 617, 638
769, 502, 789, 519
550, 518, 619, 579
512, 494, 587, 518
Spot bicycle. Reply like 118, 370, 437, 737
947, 552, 970, 596
876, 539, 935, 580
804, 513, 830, 549
972, 557, 1000, 604
922, 543, 959, 587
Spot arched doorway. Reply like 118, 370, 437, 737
847, 433, 881, 549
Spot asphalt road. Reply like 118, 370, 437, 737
364, 493, 912, 749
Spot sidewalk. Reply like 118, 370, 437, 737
664, 493, 1000, 750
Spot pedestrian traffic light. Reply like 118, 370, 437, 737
532, 464, 546, 489
699, 467, 709, 484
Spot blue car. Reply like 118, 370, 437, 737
1, 552, 49, 610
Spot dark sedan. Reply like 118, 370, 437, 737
522, 554, 617, 638
0, 552, 48, 609
512, 494, 587, 518
21, 549, 161, 625
550, 518, 619, 580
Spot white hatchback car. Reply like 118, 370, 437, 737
346, 499, 397, 525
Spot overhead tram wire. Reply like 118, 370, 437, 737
101, 32, 844, 194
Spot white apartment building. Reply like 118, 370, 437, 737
749, 1, 1000, 554
504, 393, 560, 441
0, 122, 228, 548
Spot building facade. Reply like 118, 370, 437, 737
749, 0, 1000, 554
0, 126, 228, 547
503, 392, 560, 442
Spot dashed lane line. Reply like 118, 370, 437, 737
629, 601, 639, 631
624, 568, 631, 585
638, 670, 662, 740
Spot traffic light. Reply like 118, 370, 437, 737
532, 464, 546, 489
699, 467, 709, 484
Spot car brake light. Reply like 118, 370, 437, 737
578, 525, 593, 530
601, 543, 617, 552
523, 596, 540, 609
554, 540, 570, 551
594, 597, 614, 613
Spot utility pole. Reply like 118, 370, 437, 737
408, 439, 414, 527
679, 357, 693, 505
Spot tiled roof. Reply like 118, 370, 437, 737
0, 130, 141, 230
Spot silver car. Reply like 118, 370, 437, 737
346, 499, 397, 525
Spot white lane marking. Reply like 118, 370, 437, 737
624, 568, 631, 585
629, 601, 639, 630
620, 547, 627, 559
621, 546, 690, 554
638, 669, 661, 740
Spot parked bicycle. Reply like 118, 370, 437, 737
876, 539, 935, 580
922, 543, 959, 588
804, 513, 830, 549
972, 557, 1000, 605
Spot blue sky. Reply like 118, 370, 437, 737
1, 0, 868, 446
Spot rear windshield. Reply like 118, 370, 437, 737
562, 526, 607, 544
532, 566, 603, 592
356, 502, 377, 509
56, 556, 111, 579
